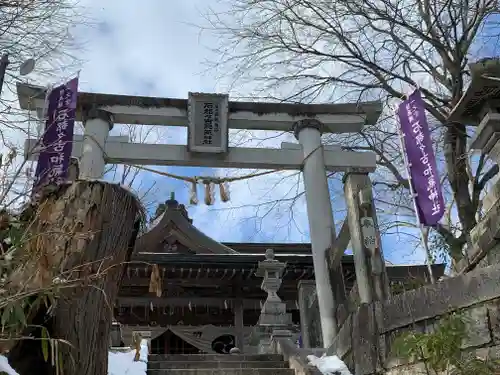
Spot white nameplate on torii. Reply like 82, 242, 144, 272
187, 92, 229, 154
24, 138, 377, 172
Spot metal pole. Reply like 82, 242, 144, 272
0, 54, 9, 96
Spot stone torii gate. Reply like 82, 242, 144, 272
18, 83, 386, 348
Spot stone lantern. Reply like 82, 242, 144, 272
256, 249, 285, 300
253, 249, 293, 353
254, 249, 292, 354
255, 249, 292, 326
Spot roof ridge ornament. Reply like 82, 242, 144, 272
165, 191, 178, 206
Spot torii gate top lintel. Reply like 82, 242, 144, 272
16, 83, 382, 133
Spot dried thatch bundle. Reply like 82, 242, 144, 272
204, 182, 215, 205
219, 182, 230, 202
189, 181, 199, 205
132, 332, 142, 362
148, 264, 162, 297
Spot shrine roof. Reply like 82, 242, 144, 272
135, 199, 237, 255
222, 242, 314, 254
132, 199, 445, 281
131, 252, 353, 266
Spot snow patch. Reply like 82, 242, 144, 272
108, 340, 148, 375
307, 354, 353, 375
0, 341, 149, 375
0, 355, 19, 375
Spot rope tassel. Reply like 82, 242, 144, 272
204, 182, 215, 205
149, 264, 162, 297
189, 180, 199, 205
219, 181, 230, 202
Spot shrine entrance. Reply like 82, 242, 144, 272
19, 83, 384, 348
151, 330, 200, 355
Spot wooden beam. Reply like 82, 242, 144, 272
115, 310, 267, 326
326, 219, 350, 324
129, 252, 323, 266
120, 277, 309, 287
116, 310, 240, 326
121, 277, 239, 287
119, 292, 301, 302
328, 218, 351, 270
23, 136, 128, 160
116, 297, 298, 310
118, 289, 301, 300
17, 83, 383, 131
234, 298, 245, 351
24, 139, 377, 172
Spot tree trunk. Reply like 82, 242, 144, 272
443, 123, 475, 252
8, 181, 142, 375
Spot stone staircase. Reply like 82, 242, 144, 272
147, 353, 295, 375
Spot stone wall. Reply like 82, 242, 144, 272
303, 277, 426, 350
327, 262, 500, 374
459, 177, 500, 271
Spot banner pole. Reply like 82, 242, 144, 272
30, 84, 52, 172
395, 109, 436, 284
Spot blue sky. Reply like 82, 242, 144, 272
36, 0, 428, 265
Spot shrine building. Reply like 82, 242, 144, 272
116, 198, 445, 355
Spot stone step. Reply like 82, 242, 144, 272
147, 369, 294, 375
148, 354, 283, 362
148, 361, 288, 370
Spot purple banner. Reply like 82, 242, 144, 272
397, 89, 444, 226
33, 77, 78, 193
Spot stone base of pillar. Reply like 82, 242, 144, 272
258, 338, 273, 354
256, 329, 293, 354
271, 329, 293, 340
252, 315, 294, 354
258, 313, 292, 326
258, 300, 293, 326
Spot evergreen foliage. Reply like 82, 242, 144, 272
393, 313, 500, 374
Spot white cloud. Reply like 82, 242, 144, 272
66, 0, 321, 246
1, 0, 428, 264
73, 0, 221, 96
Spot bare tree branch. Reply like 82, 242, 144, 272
202, 0, 500, 262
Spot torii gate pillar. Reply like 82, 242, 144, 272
80, 106, 113, 179
293, 119, 338, 348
